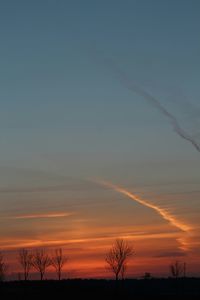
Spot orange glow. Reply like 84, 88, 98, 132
1, 179, 197, 278
0, 231, 180, 250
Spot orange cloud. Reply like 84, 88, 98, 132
8, 212, 74, 220
94, 179, 192, 250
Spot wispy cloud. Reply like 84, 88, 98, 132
154, 251, 187, 258
8, 212, 74, 220
100, 56, 200, 153
0, 231, 181, 250
94, 179, 192, 251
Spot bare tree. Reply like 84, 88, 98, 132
170, 261, 184, 279
32, 249, 51, 280
105, 239, 134, 281
0, 252, 7, 281
18, 249, 33, 281
120, 263, 127, 280
51, 248, 67, 280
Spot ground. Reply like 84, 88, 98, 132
1, 278, 200, 299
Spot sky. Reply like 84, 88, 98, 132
0, 0, 200, 279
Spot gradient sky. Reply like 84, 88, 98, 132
0, 0, 200, 279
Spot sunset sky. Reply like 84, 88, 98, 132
0, 0, 200, 279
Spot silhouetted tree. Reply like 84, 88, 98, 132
32, 249, 51, 280
121, 263, 127, 280
18, 248, 33, 280
170, 261, 184, 278
0, 251, 7, 281
51, 248, 67, 280
105, 239, 134, 281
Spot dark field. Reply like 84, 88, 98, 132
1, 278, 200, 300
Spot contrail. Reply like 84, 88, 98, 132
94, 179, 191, 250
103, 58, 200, 153
9, 212, 74, 220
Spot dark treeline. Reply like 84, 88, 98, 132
1, 278, 200, 300
0, 239, 188, 282
0, 238, 198, 299
0, 247, 67, 281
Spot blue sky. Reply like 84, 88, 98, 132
0, 0, 200, 277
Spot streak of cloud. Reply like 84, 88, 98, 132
101, 57, 200, 153
0, 231, 182, 250
9, 212, 74, 220
94, 179, 191, 250
154, 251, 187, 258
